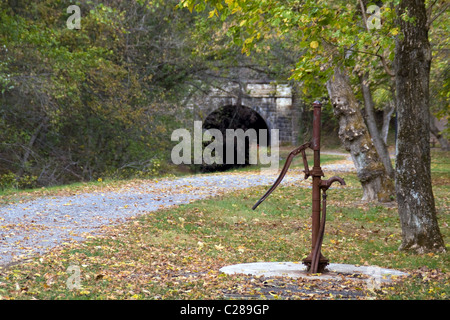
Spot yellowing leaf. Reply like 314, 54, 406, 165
268, 291, 280, 299
182, 1, 195, 13
390, 28, 399, 36
214, 244, 224, 251
310, 41, 319, 49
208, 9, 217, 18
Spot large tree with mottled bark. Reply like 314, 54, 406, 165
394, 0, 445, 253
326, 67, 394, 202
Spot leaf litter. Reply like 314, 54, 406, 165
1, 164, 354, 267
0, 156, 408, 300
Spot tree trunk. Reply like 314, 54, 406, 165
381, 101, 395, 145
394, 0, 445, 253
359, 72, 395, 178
327, 67, 395, 202
17, 120, 45, 177
430, 115, 450, 151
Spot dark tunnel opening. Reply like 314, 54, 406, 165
201, 105, 270, 172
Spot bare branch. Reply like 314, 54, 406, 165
426, 0, 440, 21
427, 2, 450, 28
358, 0, 369, 32
354, 1, 395, 77
379, 53, 396, 77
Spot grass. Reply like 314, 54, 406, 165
0, 149, 448, 300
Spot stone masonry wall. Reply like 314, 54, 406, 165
186, 81, 299, 145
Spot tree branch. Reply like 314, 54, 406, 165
379, 53, 396, 77
351, 1, 395, 77
358, 0, 369, 32
426, 0, 440, 21
427, 2, 450, 28
339, 46, 396, 77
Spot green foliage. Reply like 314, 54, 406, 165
0, 0, 207, 187
178, 0, 448, 110
0, 0, 447, 188
178, 0, 400, 97
429, 8, 450, 138
0, 172, 38, 190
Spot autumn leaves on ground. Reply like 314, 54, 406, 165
0, 150, 448, 300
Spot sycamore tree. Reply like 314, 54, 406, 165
179, 0, 397, 202
178, 0, 447, 253
394, 0, 446, 253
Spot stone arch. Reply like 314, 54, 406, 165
187, 80, 299, 146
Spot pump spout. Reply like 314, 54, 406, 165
320, 176, 346, 191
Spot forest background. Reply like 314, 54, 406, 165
0, 0, 448, 190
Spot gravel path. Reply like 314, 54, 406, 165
0, 155, 355, 267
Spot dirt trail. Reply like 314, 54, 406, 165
0, 156, 355, 267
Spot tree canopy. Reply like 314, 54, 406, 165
178, 0, 448, 118
0, 0, 212, 187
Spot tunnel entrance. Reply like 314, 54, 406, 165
201, 105, 270, 172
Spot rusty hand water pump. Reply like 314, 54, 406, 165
252, 101, 345, 274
